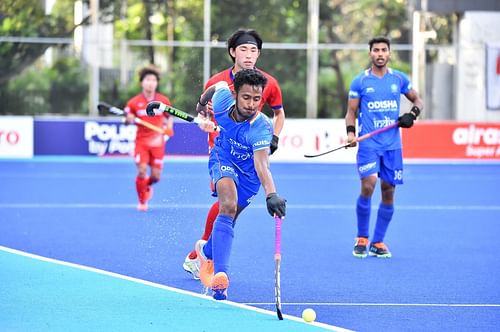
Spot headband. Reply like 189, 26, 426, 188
233, 33, 259, 49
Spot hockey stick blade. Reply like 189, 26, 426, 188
304, 144, 349, 158
99, 101, 166, 135
97, 102, 125, 116
304, 122, 399, 158
145, 101, 221, 134
146, 101, 197, 122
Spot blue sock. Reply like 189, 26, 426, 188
203, 235, 213, 260
356, 195, 371, 238
211, 214, 234, 274
372, 203, 394, 243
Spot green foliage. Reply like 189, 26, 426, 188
0, 0, 74, 86
47, 58, 88, 114
1, 57, 87, 115
1, 0, 454, 117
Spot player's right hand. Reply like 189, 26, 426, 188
346, 133, 357, 147
266, 193, 286, 218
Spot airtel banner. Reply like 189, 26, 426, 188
0, 116, 34, 158
402, 122, 500, 159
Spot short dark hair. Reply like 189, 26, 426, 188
138, 65, 160, 82
227, 29, 263, 63
233, 69, 267, 93
368, 36, 391, 51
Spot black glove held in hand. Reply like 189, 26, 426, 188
270, 135, 279, 155
266, 193, 286, 217
398, 112, 416, 128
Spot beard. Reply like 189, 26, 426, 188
373, 58, 387, 68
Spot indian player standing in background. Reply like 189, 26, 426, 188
125, 65, 174, 211
183, 29, 285, 278
345, 36, 423, 258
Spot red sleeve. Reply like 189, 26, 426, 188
265, 77, 283, 109
204, 69, 232, 90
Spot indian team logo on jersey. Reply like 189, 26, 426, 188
391, 84, 399, 94
367, 100, 398, 112
373, 117, 396, 128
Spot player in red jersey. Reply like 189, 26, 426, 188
183, 29, 286, 279
125, 65, 174, 211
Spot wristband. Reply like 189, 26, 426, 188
198, 97, 208, 106
410, 106, 421, 117
346, 125, 356, 135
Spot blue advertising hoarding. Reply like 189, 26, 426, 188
34, 118, 208, 156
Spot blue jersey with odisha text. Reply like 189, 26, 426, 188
349, 68, 411, 150
211, 87, 273, 175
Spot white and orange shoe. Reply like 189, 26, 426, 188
194, 240, 214, 288
137, 186, 153, 212
211, 272, 229, 301
136, 202, 148, 211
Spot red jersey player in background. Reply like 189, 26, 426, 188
125, 65, 174, 211
183, 29, 286, 279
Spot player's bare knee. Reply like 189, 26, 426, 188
218, 201, 237, 217
361, 183, 375, 196
381, 183, 395, 202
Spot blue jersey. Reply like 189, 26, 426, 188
349, 68, 412, 150
211, 87, 273, 175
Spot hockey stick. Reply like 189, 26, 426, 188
97, 102, 168, 136
274, 215, 283, 320
304, 122, 399, 158
146, 101, 218, 131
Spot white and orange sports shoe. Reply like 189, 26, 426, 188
136, 202, 148, 211
211, 272, 229, 301
137, 186, 153, 212
183, 254, 200, 280
194, 240, 214, 288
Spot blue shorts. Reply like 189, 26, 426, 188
208, 150, 260, 208
356, 148, 403, 185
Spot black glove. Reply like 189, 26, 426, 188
270, 135, 279, 155
266, 193, 286, 217
398, 112, 416, 128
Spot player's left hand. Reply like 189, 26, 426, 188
398, 112, 416, 128
196, 114, 217, 133
270, 135, 279, 155
266, 193, 286, 217
164, 127, 174, 137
